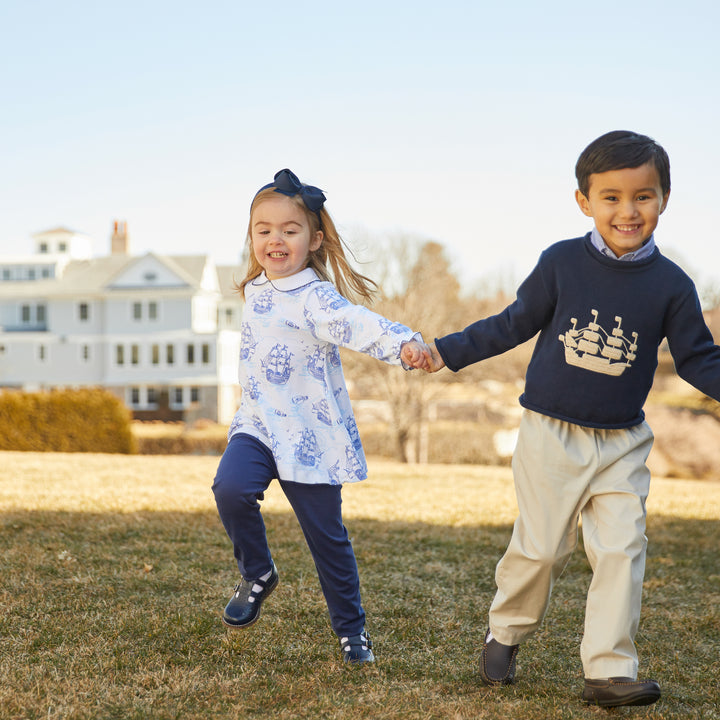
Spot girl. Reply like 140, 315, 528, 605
212, 169, 426, 665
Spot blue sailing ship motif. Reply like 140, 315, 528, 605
263, 343, 293, 384
253, 289, 274, 315
240, 323, 257, 361
328, 346, 342, 368
327, 460, 341, 485
346, 416, 363, 452
558, 309, 638, 377
345, 445, 365, 481
294, 428, 321, 467
292, 394, 309, 405
313, 399, 333, 426
304, 307, 318, 337
363, 341, 385, 360
285, 320, 300, 329
316, 285, 349, 312
245, 375, 261, 401
250, 414, 270, 438
329, 318, 352, 344
378, 317, 407, 335
307, 345, 326, 381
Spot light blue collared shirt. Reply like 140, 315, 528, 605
590, 226, 656, 262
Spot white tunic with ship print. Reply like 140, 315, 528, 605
227, 268, 417, 485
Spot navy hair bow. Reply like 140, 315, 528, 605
257, 168, 326, 215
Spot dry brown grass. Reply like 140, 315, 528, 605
1, 452, 719, 719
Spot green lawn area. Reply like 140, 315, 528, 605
1, 453, 718, 719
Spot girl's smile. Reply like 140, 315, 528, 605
251, 195, 323, 280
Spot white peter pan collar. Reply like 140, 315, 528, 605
250, 268, 320, 292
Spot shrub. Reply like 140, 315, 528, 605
0, 388, 136, 453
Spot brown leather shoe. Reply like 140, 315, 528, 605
479, 629, 519, 686
583, 677, 661, 707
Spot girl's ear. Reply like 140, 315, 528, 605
575, 189, 592, 217
310, 230, 323, 252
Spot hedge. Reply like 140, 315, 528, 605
0, 388, 136, 453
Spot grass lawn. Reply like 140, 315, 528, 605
1, 452, 718, 719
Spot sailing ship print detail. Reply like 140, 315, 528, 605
263, 344, 294, 384
294, 428, 322, 467
558, 309, 638, 376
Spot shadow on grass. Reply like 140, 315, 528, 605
1, 509, 718, 720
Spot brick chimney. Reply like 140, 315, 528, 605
111, 220, 129, 255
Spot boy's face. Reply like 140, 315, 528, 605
575, 162, 670, 257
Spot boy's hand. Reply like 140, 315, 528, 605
420, 342, 446, 373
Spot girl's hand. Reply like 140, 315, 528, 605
401, 341, 445, 372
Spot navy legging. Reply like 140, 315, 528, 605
212, 433, 366, 637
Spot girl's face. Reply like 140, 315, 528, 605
250, 195, 323, 280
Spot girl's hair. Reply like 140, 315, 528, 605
237, 188, 378, 303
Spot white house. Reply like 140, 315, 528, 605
0, 223, 245, 424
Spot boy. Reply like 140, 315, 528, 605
410, 130, 720, 707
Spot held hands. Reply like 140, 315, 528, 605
400, 340, 446, 373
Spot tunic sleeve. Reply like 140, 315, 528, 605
303, 283, 416, 364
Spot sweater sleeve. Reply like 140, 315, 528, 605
664, 285, 720, 401
304, 284, 416, 364
435, 255, 555, 372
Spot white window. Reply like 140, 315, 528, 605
116, 345, 124, 365
133, 302, 142, 320
186, 344, 195, 365
202, 343, 210, 364
131, 344, 140, 365
148, 301, 158, 320
81, 344, 90, 362
78, 303, 90, 321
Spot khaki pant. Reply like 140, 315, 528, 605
489, 409, 654, 679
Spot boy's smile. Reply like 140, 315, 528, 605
575, 162, 670, 258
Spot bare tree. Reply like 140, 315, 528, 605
343, 235, 475, 462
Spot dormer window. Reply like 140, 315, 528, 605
144, 271, 157, 282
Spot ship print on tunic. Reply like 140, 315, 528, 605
253, 289, 274, 314
240, 323, 258, 361
228, 268, 418, 485
558, 309, 638, 376
295, 428, 322, 467
313, 399, 333, 426
307, 346, 326, 381
328, 318, 352, 344
264, 344, 293, 384
316, 285, 349, 312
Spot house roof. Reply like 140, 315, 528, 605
0, 253, 218, 298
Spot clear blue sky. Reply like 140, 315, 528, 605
2, 0, 719, 295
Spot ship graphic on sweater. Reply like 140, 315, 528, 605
558, 309, 638, 377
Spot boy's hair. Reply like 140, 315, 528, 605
238, 189, 378, 303
575, 130, 671, 197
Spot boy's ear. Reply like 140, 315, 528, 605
575, 189, 592, 217
659, 190, 670, 214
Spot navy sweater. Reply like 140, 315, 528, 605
436, 234, 720, 428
